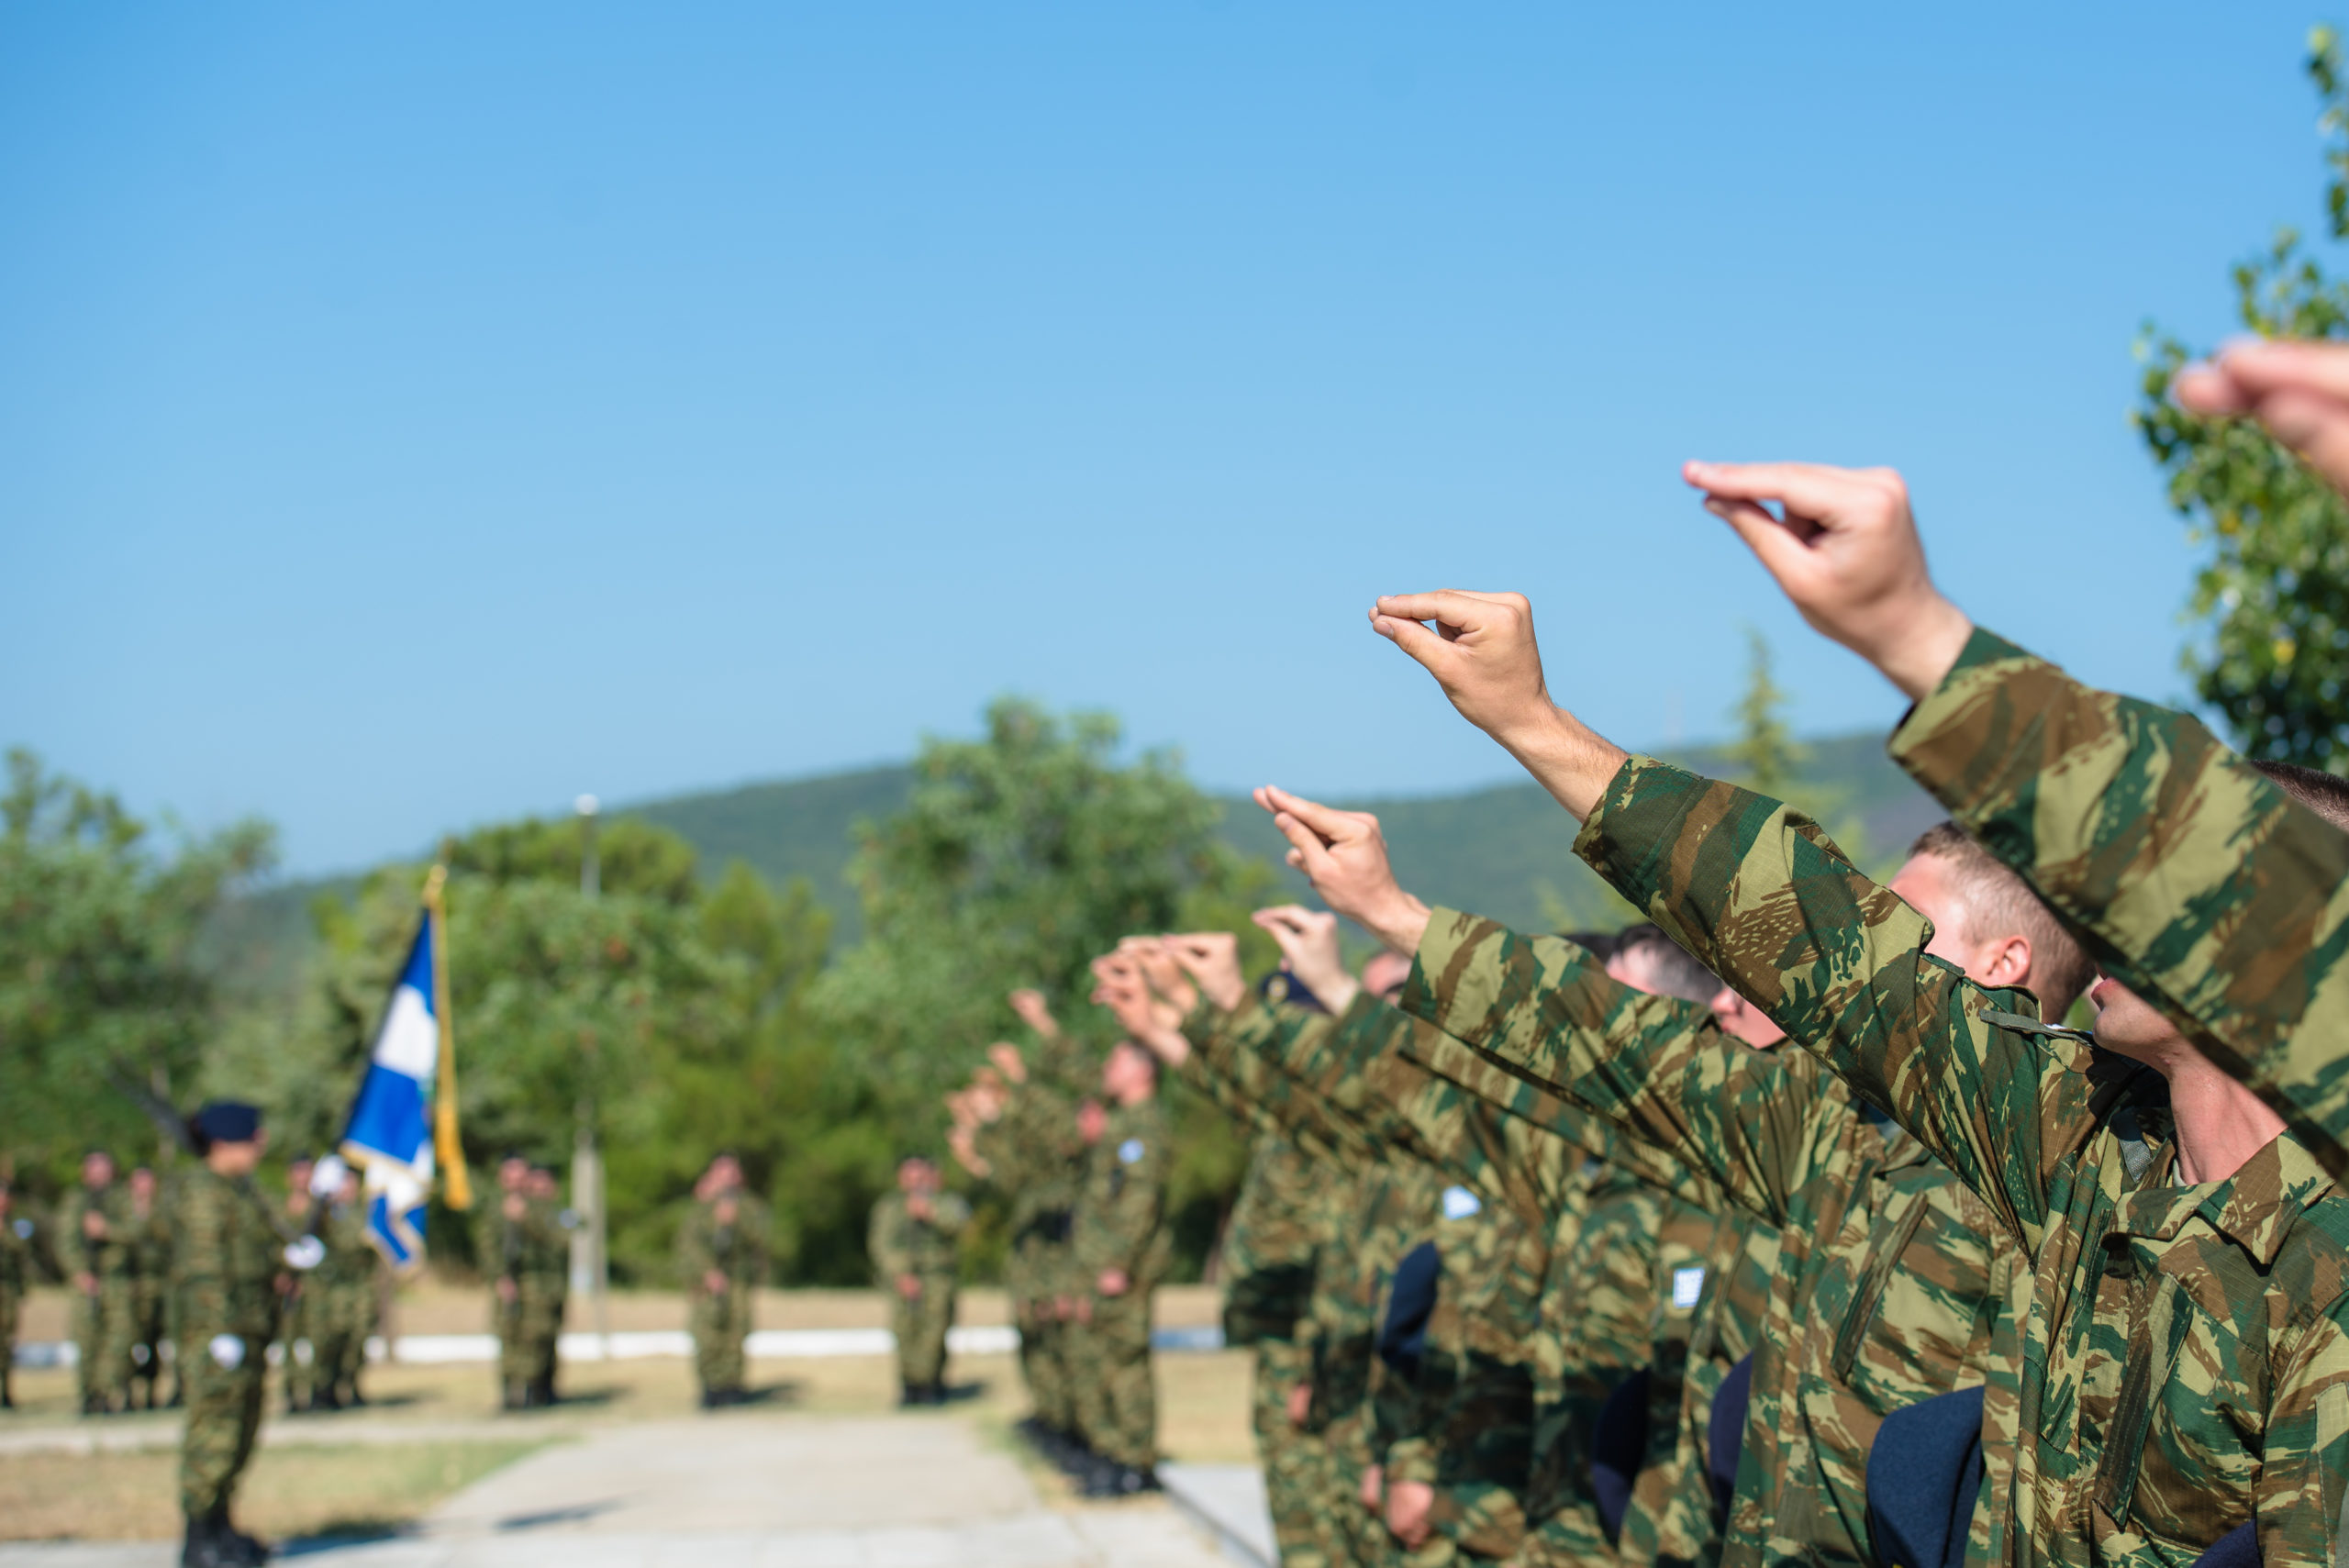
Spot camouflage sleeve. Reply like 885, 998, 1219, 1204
1189, 995, 1393, 1172
867, 1200, 908, 1283
933, 1193, 973, 1240
1399, 910, 1819, 1227
676, 1208, 713, 1281
55, 1192, 90, 1276
1888, 625, 2349, 1176
2257, 1295, 2349, 1568
1570, 755, 2079, 1249
174, 1182, 227, 1310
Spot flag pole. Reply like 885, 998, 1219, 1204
425, 860, 472, 1213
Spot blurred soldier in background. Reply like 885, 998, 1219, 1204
126, 1164, 174, 1411
975, 989, 1094, 1455
177, 1101, 295, 1568
485, 1155, 540, 1411
523, 1165, 572, 1407
0, 1177, 29, 1410
868, 1153, 969, 1407
61, 1149, 135, 1417
1067, 1040, 1172, 1497
681, 1152, 769, 1408
279, 1154, 321, 1415
306, 1158, 377, 1411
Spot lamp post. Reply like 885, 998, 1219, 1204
573, 794, 609, 1357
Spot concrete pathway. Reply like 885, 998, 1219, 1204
0, 1413, 1238, 1568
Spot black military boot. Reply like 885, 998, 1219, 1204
214, 1507, 270, 1566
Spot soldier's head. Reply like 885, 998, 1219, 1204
287, 1154, 316, 1191
1893, 823, 2093, 1018
82, 1150, 115, 1188
706, 1153, 742, 1194
1102, 1040, 1158, 1106
499, 1155, 529, 1193
193, 1103, 266, 1175
128, 1166, 157, 1202
1605, 924, 1787, 1049
527, 1167, 559, 1201
1359, 951, 1413, 1003
1076, 1097, 1108, 1144
897, 1155, 939, 1194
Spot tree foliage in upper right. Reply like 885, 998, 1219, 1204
2137, 28, 2349, 766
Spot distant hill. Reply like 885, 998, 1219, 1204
228, 728, 1941, 974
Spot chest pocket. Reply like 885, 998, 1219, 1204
1831, 1173, 1922, 1384
2093, 1265, 2195, 1531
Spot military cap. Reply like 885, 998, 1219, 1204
193, 1101, 262, 1143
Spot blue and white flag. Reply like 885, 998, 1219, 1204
340, 885, 469, 1270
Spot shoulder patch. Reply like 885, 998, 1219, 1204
1671, 1265, 1708, 1310
1119, 1138, 1146, 1165
1441, 1185, 1482, 1220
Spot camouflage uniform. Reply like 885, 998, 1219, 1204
679, 1189, 769, 1401
521, 1195, 569, 1404
1244, 991, 1755, 1568
174, 1165, 284, 1519
0, 1207, 30, 1408
1398, 914, 2022, 1568
1190, 995, 1574, 1567
1069, 1096, 1173, 1470
309, 1197, 377, 1408
976, 1076, 1085, 1432
59, 1179, 137, 1413
126, 1193, 175, 1409
484, 1195, 559, 1407
867, 1185, 970, 1396
1224, 1134, 1342, 1568
1570, 743, 2349, 1568
1883, 627, 2349, 1179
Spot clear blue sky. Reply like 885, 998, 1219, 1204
3, 3, 2337, 873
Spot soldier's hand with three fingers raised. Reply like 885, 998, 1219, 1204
1163, 931, 1246, 1013
2176, 339, 2349, 499
1089, 948, 1192, 1066
1683, 460, 1973, 700
1252, 786, 1431, 954
1252, 906, 1362, 1013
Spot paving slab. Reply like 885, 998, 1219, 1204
0, 1411, 1233, 1568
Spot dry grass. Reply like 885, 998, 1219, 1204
0, 1440, 546, 1542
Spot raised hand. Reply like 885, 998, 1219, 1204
1252, 786, 1431, 953
1008, 987, 1060, 1040
1089, 948, 1192, 1066
1367, 590, 1554, 744
1252, 905, 1362, 1013
1162, 930, 1246, 1012
1683, 461, 1973, 700
985, 1040, 1028, 1085
2176, 339, 2349, 498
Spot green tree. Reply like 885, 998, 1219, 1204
0, 749, 275, 1182
2136, 27, 2349, 766
816, 696, 1275, 1278
1724, 626, 1804, 796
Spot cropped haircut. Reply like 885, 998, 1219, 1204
2251, 759, 2349, 831
1611, 923, 1724, 1007
1908, 822, 2093, 1017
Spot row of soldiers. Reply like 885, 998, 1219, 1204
0, 1146, 382, 1422
1056, 372, 2349, 1568
943, 987, 1174, 1499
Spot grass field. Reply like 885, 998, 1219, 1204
2, 1284, 1256, 1540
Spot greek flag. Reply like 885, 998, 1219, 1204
340, 878, 471, 1269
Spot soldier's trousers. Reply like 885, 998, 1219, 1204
310, 1287, 370, 1402
75, 1280, 135, 1408
1073, 1291, 1155, 1469
893, 1278, 955, 1390
129, 1285, 168, 1403
1252, 1340, 1335, 1568
1019, 1305, 1077, 1429
1, 1294, 17, 1407
691, 1285, 751, 1394
180, 1332, 266, 1515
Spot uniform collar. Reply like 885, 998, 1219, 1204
2110, 1132, 2337, 1266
